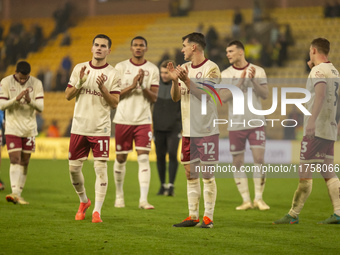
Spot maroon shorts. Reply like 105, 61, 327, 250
6, 135, 36, 153
115, 124, 152, 154
181, 134, 219, 165
69, 134, 110, 161
300, 136, 334, 163
229, 126, 265, 155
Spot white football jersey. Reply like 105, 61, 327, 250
0, 75, 44, 137
304, 62, 340, 141
113, 59, 159, 125
180, 59, 220, 137
221, 63, 267, 131
68, 61, 121, 136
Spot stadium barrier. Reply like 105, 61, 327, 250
1, 138, 340, 164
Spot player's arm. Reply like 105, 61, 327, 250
168, 62, 181, 102
97, 73, 120, 109
0, 89, 27, 110
65, 66, 89, 101
24, 89, 44, 112
119, 70, 142, 99
305, 82, 326, 138
220, 69, 246, 103
249, 67, 269, 99
142, 86, 158, 103
175, 65, 209, 101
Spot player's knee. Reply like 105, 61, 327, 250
253, 155, 264, 164
94, 160, 107, 169
137, 154, 149, 164
9, 155, 20, 164
116, 154, 127, 164
69, 160, 83, 173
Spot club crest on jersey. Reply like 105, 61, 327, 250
102, 74, 108, 81
196, 72, 202, 79
143, 70, 149, 76
27, 86, 33, 92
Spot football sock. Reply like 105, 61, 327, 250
69, 160, 88, 203
93, 161, 108, 214
203, 178, 216, 220
234, 169, 250, 202
17, 165, 28, 197
9, 163, 21, 195
253, 163, 266, 201
289, 179, 312, 218
326, 178, 340, 216
138, 154, 151, 203
113, 160, 126, 199
187, 178, 201, 220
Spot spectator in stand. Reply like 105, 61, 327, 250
60, 30, 72, 46
232, 7, 243, 39
47, 120, 60, 138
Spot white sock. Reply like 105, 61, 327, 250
253, 163, 266, 201
326, 178, 340, 216
17, 165, 28, 197
234, 170, 250, 202
289, 179, 312, 218
9, 163, 21, 195
114, 160, 126, 199
69, 160, 88, 203
93, 161, 108, 214
203, 178, 217, 220
138, 154, 151, 203
187, 178, 201, 220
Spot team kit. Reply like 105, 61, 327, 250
0, 33, 339, 227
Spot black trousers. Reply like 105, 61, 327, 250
154, 129, 180, 185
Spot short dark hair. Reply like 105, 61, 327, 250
311, 38, 330, 56
182, 32, 206, 50
16, 61, 31, 75
131, 36, 147, 47
93, 34, 112, 49
227, 40, 245, 51
160, 60, 176, 68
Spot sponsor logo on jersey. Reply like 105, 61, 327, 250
80, 88, 103, 97
125, 70, 131, 75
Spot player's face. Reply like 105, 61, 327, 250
226, 45, 242, 65
91, 38, 111, 61
181, 38, 193, 61
160, 67, 171, 83
131, 39, 147, 59
15, 72, 30, 85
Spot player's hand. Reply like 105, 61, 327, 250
305, 120, 315, 140
236, 69, 247, 92
24, 88, 31, 103
132, 73, 141, 89
96, 73, 106, 92
248, 66, 256, 80
76, 66, 89, 89
176, 65, 189, 84
16, 90, 28, 102
167, 62, 178, 82
138, 69, 146, 89
307, 60, 314, 69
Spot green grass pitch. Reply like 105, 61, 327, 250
0, 159, 339, 255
